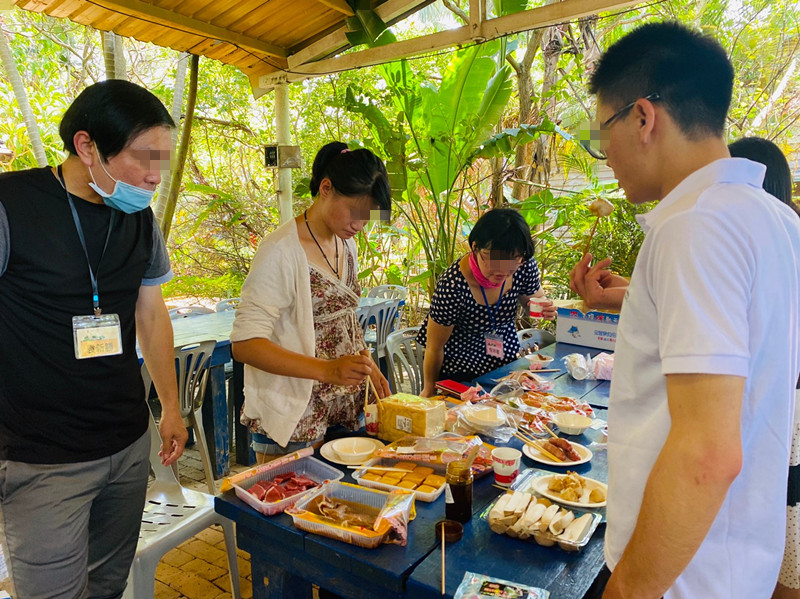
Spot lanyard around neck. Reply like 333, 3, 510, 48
57, 165, 115, 317
480, 280, 506, 334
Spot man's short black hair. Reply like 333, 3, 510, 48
60, 80, 174, 159
589, 21, 733, 139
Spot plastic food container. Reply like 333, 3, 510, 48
552, 412, 593, 435
352, 458, 446, 502
288, 481, 394, 548
233, 456, 343, 516
481, 494, 602, 552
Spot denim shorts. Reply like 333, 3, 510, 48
251, 432, 320, 455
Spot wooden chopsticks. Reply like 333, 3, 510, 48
513, 429, 564, 463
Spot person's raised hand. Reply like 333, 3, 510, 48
569, 253, 626, 311
321, 354, 373, 386
538, 297, 558, 320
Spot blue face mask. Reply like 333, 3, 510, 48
88, 148, 155, 214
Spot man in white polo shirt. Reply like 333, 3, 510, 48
577, 22, 800, 599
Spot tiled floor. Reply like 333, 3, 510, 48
0, 446, 255, 599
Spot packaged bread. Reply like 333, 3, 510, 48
377, 393, 446, 442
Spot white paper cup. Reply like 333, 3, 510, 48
529, 297, 549, 320
491, 447, 522, 487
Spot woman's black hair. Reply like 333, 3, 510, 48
728, 137, 794, 206
309, 142, 391, 213
468, 208, 535, 260
60, 80, 175, 159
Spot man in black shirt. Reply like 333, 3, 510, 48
0, 80, 187, 598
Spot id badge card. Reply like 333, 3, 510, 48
484, 332, 504, 358
72, 314, 123, 359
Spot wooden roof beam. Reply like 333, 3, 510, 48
287, 0, 430, 68
275, 0, 638, 81
88, 0, 289, 58
315, 0, 355, 16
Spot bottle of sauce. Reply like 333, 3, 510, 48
445, 460, 473, 523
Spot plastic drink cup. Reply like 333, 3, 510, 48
365, 404, 378, 436
564, 353, 589, 380
529, 297, 549, 320
491, 447, 522, 487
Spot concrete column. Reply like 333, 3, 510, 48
274, 82, 293, 224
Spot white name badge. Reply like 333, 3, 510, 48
484, 333, 504, 358
72, 314, 123, 359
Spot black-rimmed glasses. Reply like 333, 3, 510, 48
578, 93, 661, 160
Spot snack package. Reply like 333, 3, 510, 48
454, 572, 549, 599
372, 434, 493, 476
378, 393, 447, 442
373, 489, 416, 546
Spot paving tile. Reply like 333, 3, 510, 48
162, 547, 194, 568
154, 579, 182, 599
181, 558, 227, 582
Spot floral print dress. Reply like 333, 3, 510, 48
243, 246, 367, 443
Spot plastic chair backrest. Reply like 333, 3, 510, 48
174, 340, 216, 417
169, 306, 214, 319
366, 285, 408, 302
215, 298, 241, 312
385, 327, 424, 394
358, 300, 401, 359
517, 328, 556, 353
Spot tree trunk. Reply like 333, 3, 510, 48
102, 31, 115, 78
510, 29, 544, 202
102, 31, 127, 79
0, 22, 47, 167
154, 52, 189, 225
160, 54, 199, 241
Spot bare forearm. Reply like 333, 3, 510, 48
136, 298, 179, 414
607, 441, 738, 597
233, 338, 326, 382
422, 349, 444, 391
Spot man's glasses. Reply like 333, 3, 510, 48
578, 93, 661, 160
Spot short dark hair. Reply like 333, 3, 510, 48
60, 80, 174, 159
589, 22, 733, 139
729, 137, 795, 208
468, 208, 535, 260
310, 142, 392, 213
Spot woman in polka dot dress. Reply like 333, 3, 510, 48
417, 208, 556, 396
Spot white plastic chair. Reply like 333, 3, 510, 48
357, 299, 401, 363
517, 328, 556, 353
123, 366, 241, 599
215, 298, 240, 312
174, 341, 217, 495
168, 306, 214, 319
385, 327, 424, 395
366, 285, 408, 302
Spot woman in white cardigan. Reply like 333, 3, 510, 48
232, 142, 392, 462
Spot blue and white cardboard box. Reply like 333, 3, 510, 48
555, 302, 620, 351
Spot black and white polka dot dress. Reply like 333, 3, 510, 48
778, 390, 800, 589
416, 256, 541, 381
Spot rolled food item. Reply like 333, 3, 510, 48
560, 513, 593, 541
549, 509, 575, 535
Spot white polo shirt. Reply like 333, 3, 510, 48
606, 158, 800, 598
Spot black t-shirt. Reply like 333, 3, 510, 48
417, 257, 541, 380
0, 167, 164, 463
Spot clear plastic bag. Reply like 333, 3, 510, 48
374, 489, 416, 546
563, 352, 614, 381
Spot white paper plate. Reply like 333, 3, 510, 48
319, 438, 385, 466
530, 474, 607, 508
522, 440, 592, 467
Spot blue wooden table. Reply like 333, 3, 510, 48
215, 341, 611, 598
474, 341, 611, 409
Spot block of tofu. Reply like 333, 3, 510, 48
377, 393, 446, 442
402, 472, 426, 485
393, 461, 418, 471
379, 474, 402, 484
424, 474, 446, 488
411, 466, 434, 478
396, 480, 418, 490
417, 484, 437, 494
361, 473, 383, 482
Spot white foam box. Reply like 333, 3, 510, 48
555, 302, 620, 351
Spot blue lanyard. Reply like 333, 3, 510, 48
57, 165, 115, 317
480, 281, 505, 334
